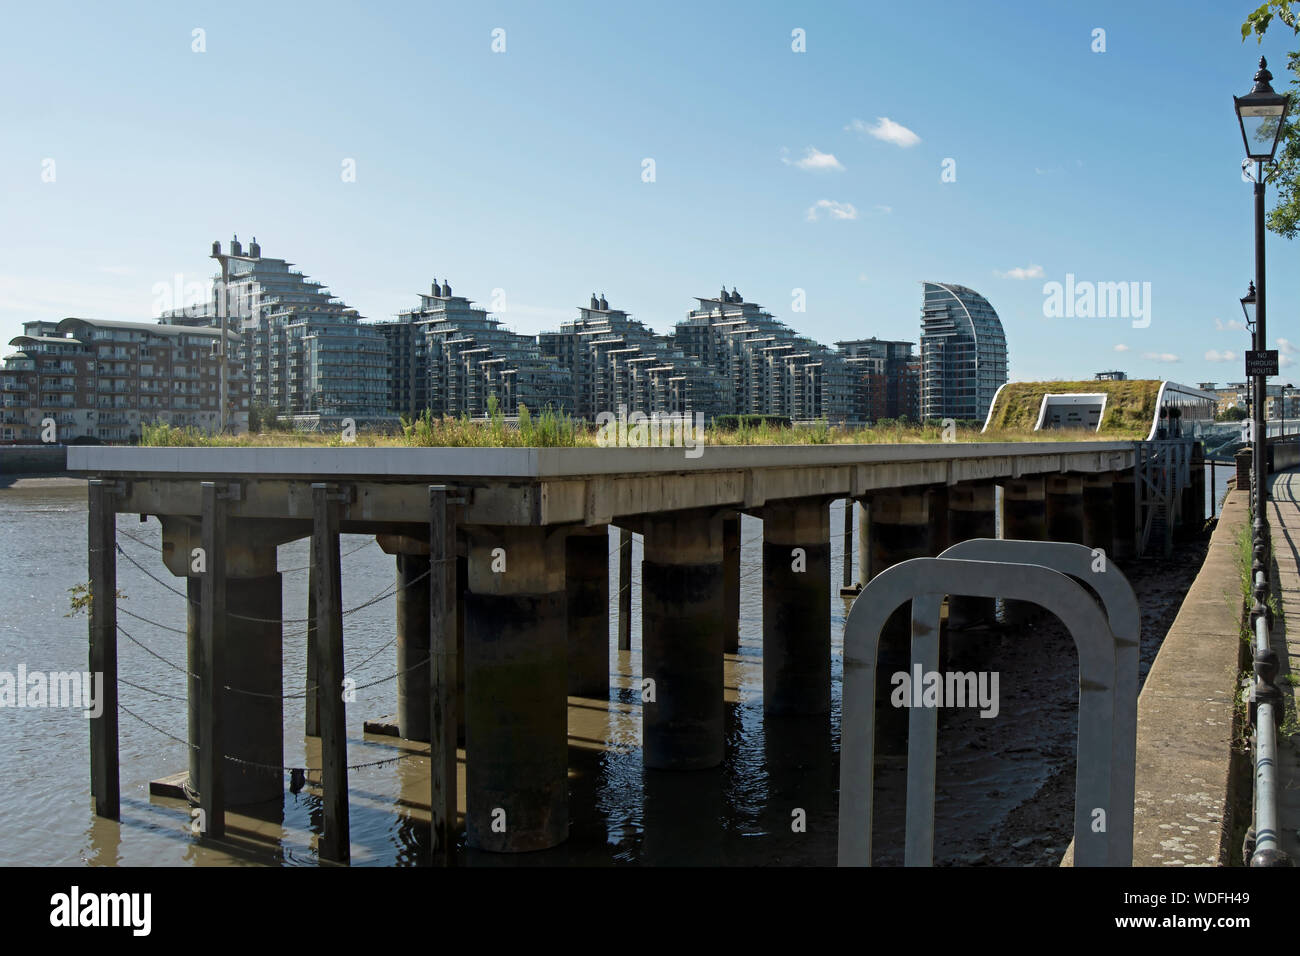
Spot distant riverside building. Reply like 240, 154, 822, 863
919, 281, 1008, 422
539, 294, 724, 421
377, 279, 570, 419
162, 238, 391, 428
673, 287, 852, 422
1095, 370, 1128, 381
836, 337, 919, 422
0, 317, 246, 443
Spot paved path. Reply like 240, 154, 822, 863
1265, 471, 1300, 861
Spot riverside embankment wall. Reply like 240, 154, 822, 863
1064, 488, 1250, 866
0, 445, 67, 475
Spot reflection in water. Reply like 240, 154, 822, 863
4, 488, 1218, 866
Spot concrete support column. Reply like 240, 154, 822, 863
855, 499, 870, 587
184, 552, 284, 807
1001, 477, 1046, 624
761, 499, 831, 715
1001, 477, 1047, 541
926, 485, 949, 556
1180, 445, 1206, 540
566, 526, 610, 698
463, 525, 568, 852
1082, 473, 1115, 556
1112, 469, 1137, 561
722, 515, 741, 655
395, 552, 432, 742
641, 509, 725, 770
1045, 474, 1084, 544
946, 482, 996, 628
868, 488, 934, 645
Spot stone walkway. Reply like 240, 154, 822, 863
1265, 471, 1300, 861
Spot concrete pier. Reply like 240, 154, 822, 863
1082, 473, 1115, 556
463, 525, 568, 851
641, 509, 725, 770
946, 482, 997, 628
565, 527, 610, 698
170, 522, 284, 807
1001, 477, 1046, 624
868, 488, 934, 643
722, 514, 741, 655
1112, 469, 1137, 560
1045, 474, 1084, 545
761, 499, 831, 715
395, 551, 432, 742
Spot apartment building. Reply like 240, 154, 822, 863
1, 317, 247, 443
919, 281, 1008, 422
673, 287, 852, 422
539, 293, 725, 420
163, 238, 391, 428
377, 279, 571, 419
836, 337, 920, 423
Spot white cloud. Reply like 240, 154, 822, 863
996, 264, 1044, 280
806, 199, 858, 222
1204, 350, 1237, 362
1142, 352, 1179, 363
782, 146, 845, 172
1283, 355, 1295, 368
873, 204, 893, 214
1215, 316, 1247, 331
1113, 344, 1130, 352
1278, 338, 1298, 355
846, 117, 920, 147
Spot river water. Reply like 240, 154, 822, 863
0, 477, 1228, 866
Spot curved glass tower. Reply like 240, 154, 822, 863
919, 282, 1008, 422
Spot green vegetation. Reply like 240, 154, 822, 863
982, 380, 1161, 438
137, 412, 1126, 448
65, 582, 127, 617
401, 401, 580, 448
1242, 3, 1300, 237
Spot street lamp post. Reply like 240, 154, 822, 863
1234, 57, 1291, 869
209, 235, 259, 435
1235, 57, 1289, 508
210, 240, 231, 434
1242, 281, 1257, 451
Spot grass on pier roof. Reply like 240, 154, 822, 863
140, 408, 1143, 449
983, 379, 1160, 437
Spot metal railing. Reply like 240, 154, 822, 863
839, 541, 1139, 866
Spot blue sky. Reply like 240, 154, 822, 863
1, 0, 1296, 385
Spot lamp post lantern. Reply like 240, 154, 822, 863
1235, 57, 1289, 507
